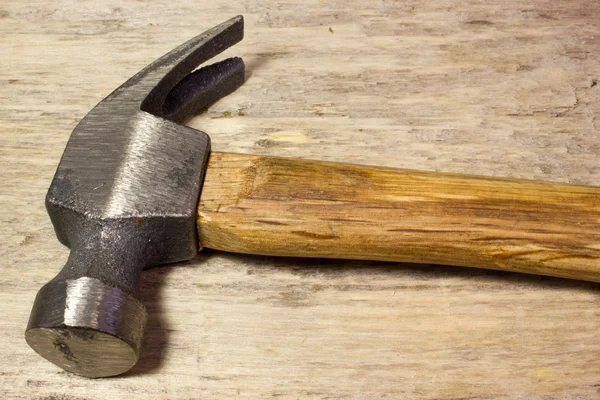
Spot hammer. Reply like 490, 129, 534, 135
26, 16, 600, 378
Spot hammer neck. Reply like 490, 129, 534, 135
54, 219, 152, 297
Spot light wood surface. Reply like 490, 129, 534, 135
1, 1, 600, 399
198, 152, 600, 282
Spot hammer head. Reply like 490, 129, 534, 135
25, 16, 245, 378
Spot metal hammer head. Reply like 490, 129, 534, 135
25, 16, 245, 378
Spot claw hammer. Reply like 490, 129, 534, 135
25, 16, 600, 378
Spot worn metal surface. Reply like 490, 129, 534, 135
25, 16, 245, 378
26, 277, 146, 377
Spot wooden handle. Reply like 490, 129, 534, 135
197, 152, 600, 282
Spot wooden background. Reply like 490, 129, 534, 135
1, 0, 599, 399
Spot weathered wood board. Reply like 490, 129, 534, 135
1, 0, 599, 399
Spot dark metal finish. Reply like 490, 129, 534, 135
25, 16, 245, 378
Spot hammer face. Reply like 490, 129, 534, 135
25, 277, 146, 378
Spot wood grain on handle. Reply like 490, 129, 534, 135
197, 152, 600, 282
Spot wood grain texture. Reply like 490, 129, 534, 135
1, 0, 600, 399
198, 152, 600, 282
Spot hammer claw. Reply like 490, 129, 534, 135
139, 15, 244, 118
163, 56, 245, 123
